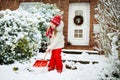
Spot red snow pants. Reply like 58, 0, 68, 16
48, 48, 63, 71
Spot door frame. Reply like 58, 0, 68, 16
68, 3, 90, 46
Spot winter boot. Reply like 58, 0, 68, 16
48, 67, 55, 71
57, 70, 62, 73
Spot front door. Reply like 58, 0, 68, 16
68, 3, 90, 46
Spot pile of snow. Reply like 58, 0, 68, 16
0, 52, 120, 80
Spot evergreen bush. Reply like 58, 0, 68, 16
13, 37, 33, 62
0, 3, 62, 64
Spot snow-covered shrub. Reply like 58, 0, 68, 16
0, 3, 62, 64
13, 37, 33, 62
94, 0, 120, 58
0, 9, 41, 64
20, 2, 63, 52
98, 60, 120, 79
116, 34, 120, 59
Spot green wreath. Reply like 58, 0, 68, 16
73, 15, 83, 25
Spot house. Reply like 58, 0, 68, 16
0, 0, 99, 53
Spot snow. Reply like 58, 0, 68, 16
0, 1, 120, 80
0, 52, 120, 80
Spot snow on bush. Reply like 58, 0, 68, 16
20, 2, 63, 52
20, 2, 62, 44
94, 0, 120, 79
94, 0, 120, 59
0, 3, 62, 64
0, 9, 41, 64
98, 59, 120, 79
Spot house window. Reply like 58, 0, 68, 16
74, 29, 83, 38
20, 2, 40, 10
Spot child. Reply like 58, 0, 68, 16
46, 15, 64, 73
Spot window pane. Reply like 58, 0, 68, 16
74, 30, 78, 33
74, 29, 83, 38
79, 34, 83, 38
74, 34, 78, 38
79, 30, 83, 33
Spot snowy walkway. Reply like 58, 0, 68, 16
0, 52, 120, 80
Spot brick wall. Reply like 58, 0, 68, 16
0, 0, 98, 50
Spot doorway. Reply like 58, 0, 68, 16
68, 3, 90, 46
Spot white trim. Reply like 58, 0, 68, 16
68, 3, 90, 46
62, 49, 98, 54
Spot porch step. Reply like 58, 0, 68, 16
63, 60, 98, 64
37, 50, 105, 65
61, 53, 105, 64
62, 49, 99, 55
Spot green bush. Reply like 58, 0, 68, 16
0, 3, 62, 65
13, 37, 33, 62
0, 45, 14, 65
0, 37, 34, 65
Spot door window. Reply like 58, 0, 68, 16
74, 29, 83, 38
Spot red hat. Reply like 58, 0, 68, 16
51, 15, 61, 26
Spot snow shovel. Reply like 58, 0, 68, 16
33, 53, 48, 67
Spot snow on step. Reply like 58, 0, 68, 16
36, 51, 106, 65
62, 52, 106, 64
61, 49, 106, 64
62, 49, 98, 54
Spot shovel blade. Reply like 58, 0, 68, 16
33, 60, 48, 67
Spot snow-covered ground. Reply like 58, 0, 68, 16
0, 52, 120, 80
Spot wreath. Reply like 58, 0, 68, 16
73, 15, 83, 25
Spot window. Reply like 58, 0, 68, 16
74, 29, 83, 38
